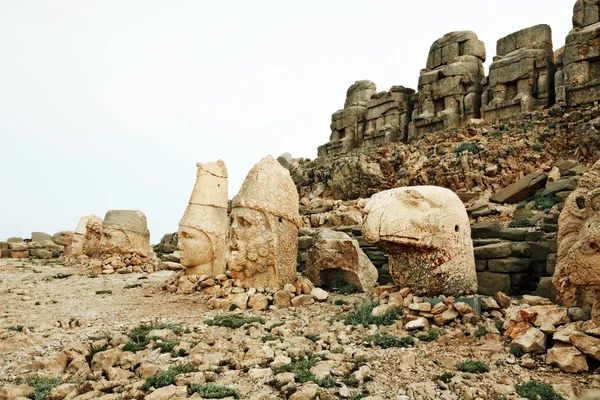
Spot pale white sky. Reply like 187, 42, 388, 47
0, 0, 573, 242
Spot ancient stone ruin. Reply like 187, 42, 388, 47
556, 0, 600, 107
482, 25, 556, 120
178, 160, 228, 277
229, 156, 300, 289
410, 31, 486, 138
317, 81, 414, 156
71, 214, 100, 256
362, 186, 477, 296
554, 158, 600, 316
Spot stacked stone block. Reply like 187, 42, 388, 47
556, 0, 600, 107
0, 232, 71, 260
482, 25, 556, 120
409, 31, 486, 138
318, 81, 414, 156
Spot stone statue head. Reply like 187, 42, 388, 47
83, 215, 104, 258
229, 156, 300, 289
100, 210, 151, 257
556, 160, 600, 311
178, 160, 228, 276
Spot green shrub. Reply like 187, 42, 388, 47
417, 329, 440, 342
24, 376, 62, 400
366, 332, 413, 349
499, 124, 508, 131
304, 334, 320, 342
438, 372, 455, 384
532, 143, 543, 152
272, 354, 324, 383
343, 301, 402, 327
330, 347, 344, 354
261, 335, 278, 343
455, 141, 480, 155
456, 360, 489, 373
538, 132, 551, 142
474, 326, 490, 339
334, 299, 349, 306
316, 377, 336, 388
515, 381, 564, 400
205, 314, 265, 329
495, 320, 504, 332
123, 323, 184, 353
187, 383, 239, 399
534, 195, 558, 211
510, 345, 525, 358
124, 283, 142, 289
153, 340, 179, 354
142, 364, 197, 390
86, 343, 108, 365
6, 325, 24, 332
508, 219, 535, 228
349, 394, 369, 400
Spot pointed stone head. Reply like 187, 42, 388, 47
179, 160, 228, 276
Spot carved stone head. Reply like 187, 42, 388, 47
229, 156, 300, 289
178, 160, 228, 276
100, 210, 151, 257
555, 160, 600, 312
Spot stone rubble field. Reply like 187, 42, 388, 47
0, 259, 598, 400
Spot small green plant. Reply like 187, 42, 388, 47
456, 360, 489, 373
6, 325, 24, 332
267, 322, 284, 331
538, 132, 551, 142
123, 323, 184, 352
187, 383, 239, 399
515, 381, 564, 400
95, 290, 113, 295
330, 347, 344, 354
499, 124, 508, 131
124, 283, 142, 289
334, 299, 349, 306
510, 345, 525, 358
491, 130, 503, 137
495, 320, 504, 332
343, 301, 402, 327
474, 326, 490, 339
438, 372, 455, 384
349, 394, 370, 400
508, 219, 535, 228
86, 343, 108, 365
534, 195, 558, 211
153, 340, 179, 354
24, 375, 62, 400
417, 329, 440, 342
455, 141, 480, 155
261, 334, 278, 343
354, 356, 369, 365
366, 332, 413, 349
272, 354, 325, 383
304, 334, 320, 342
205, 314, 265, 329
522, 122, 534, 132
142, 364, 197, 390
532, 143, 543, 152
329, 279, 358, 294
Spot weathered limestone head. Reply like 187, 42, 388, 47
179, 160, 228, 276
53, 231, 74, 256
82, 215, 103, 258
72, 214, 100, 256
555, 159, 600, 313
229, 155, 300, 289
362, 186, 477, 295
100, 210, 151, 257
344, 80, 377, 108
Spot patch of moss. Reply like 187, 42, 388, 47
205, 314, 265, 329
343, 301, 402, 327
142, 364, 197, 390
456, 360, 489, 373
187, 383, 239, 399
366, 332, 413, 349
515, 381, 564, 400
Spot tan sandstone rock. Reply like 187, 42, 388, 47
306, 229, 378, 293
362, 186, 477, 295
229, 156, 300, 289
554, 159, 600, 315
82, 215, 104, 258
546, 344, 589, 372
179, 160, 228, 276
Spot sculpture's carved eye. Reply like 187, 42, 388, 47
455, 225, 460, 232
576, 196, 586, 210
279, 217, 283, 223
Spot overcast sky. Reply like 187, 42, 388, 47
0, 0, 573, 242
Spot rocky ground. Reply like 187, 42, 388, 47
0, 259, 599, 400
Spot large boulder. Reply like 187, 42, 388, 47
306, 229, 378, 293
362, 186, 477, 295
